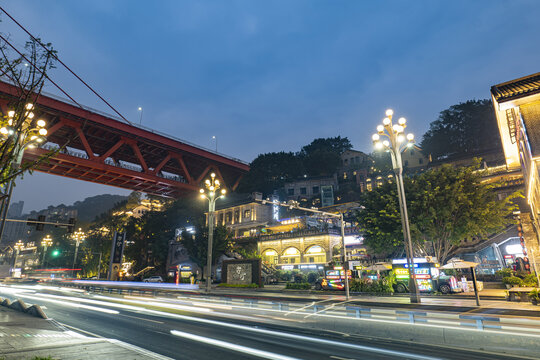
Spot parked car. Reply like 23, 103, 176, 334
143, 276, 163, 283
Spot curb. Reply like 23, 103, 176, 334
0, 297, 47, 319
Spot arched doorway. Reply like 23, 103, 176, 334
262, 249, 278, 265
304, 245, 326, 264
282, 247, 301, 264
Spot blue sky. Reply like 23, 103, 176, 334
2, 0, 540, 211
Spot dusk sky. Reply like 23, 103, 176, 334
2, 1, 540, 212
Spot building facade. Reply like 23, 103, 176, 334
491, 72, 540, 262
209, 197, 275, 238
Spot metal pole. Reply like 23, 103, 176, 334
530, 248, 540, 286
72, 239, 80, 278
340, 213, 350, 300
471, 266, 480, 306
97, 252, 102, 280
0, 179, 15, 243
206, 197, 215, 293
41, 245, 48, 268
391, 147, 420, 304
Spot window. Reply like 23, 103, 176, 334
353, 171, 357, 176
225, 212, 232, 223
262, 249, 278, 265
287, 188, 294, 196
419, 158, 423, 164
312, 186, 319, 194
282, 247, 300, 264
300, 187, 307, 195
234, 210, 240, 222
219, 213, 224, 224
244, 210, 251, 218
404, 160, 409, 167
343, 172, 347, 179
304, 245, 326, 264
410, 150, 414, 155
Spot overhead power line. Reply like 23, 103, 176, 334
0, 6, 133, 125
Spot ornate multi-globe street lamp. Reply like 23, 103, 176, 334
12, 239, 24, 268
0, 103, 48, 241
372, 109, 420, 303
41, 234, 53, 267
71, 228, 86, 277
200, 173, 226, 293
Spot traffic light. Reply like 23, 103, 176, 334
36, 215, 46, 231
51, 249, 60, 257
26, 215, 46, 231
66, 218, 76, 233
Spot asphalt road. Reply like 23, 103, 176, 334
0, 285, 533, 360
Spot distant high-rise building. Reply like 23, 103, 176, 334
7, 201, 24, 218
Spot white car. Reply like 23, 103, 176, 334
143, 276, 163, 283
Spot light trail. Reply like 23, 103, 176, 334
170, 330, 301, 360
18, 294, 119, 314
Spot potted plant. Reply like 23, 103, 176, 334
502, 276, 523, 289
528, 289, 540, 305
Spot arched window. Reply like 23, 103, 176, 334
304, 245, 326, 264
282, 247, 301, 264
262, 249, 278, 265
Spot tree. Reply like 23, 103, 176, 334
237, 151, 305, 194
409, 163, 519, 263
181, 221, 234, 267
300, 136, 352, 176
357, 162, 519, 263
0, 36, 58, 187
238, 136, 353, 195
421, 100, 503, 162
357, 180, 410, 256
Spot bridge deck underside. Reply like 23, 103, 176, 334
0, 81, 248, 198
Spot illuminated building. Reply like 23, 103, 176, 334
491, 73, 540, 255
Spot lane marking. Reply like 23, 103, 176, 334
170, 329, 300, 360
121, 314, 164, 324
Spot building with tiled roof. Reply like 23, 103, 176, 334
491, 72, 540, 266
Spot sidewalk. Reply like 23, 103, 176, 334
207, 284, 540, 316
0, 306, 170, 360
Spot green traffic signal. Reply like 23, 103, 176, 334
51, 249, 60, 257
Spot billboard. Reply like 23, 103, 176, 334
108, 231, 126, 280
321, 185, 334, 207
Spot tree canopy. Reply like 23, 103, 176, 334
357, 162, 519, 263
238, 136, 352, 195
420, 100, 503, 162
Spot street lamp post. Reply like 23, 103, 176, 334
212, 135, 218, 153
372, 109, 421, 304
138, 107, 143, 125
0, 104, 48, 242
13, 239, 24, 269
71, 228, 86, 277
200, 173, 226, 293
41, 234, 53, 268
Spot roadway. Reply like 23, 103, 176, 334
0, 283, 533, 360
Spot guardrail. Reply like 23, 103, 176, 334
51, 280, 540, 337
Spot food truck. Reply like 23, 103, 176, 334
315, 266, 352, 290
392, 257, 461, 294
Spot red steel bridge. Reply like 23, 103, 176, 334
0, 81, 249, 198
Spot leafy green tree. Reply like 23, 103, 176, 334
238, 136, 353, 195
300, 136, 352, 176
421, 100, 503, 162
237, 151, 305, 194
123, 195, 204, 274
181, 221, 234, 267
357, 162, 519, 263
357, 181, 408, 255
0, 35, 59, 187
